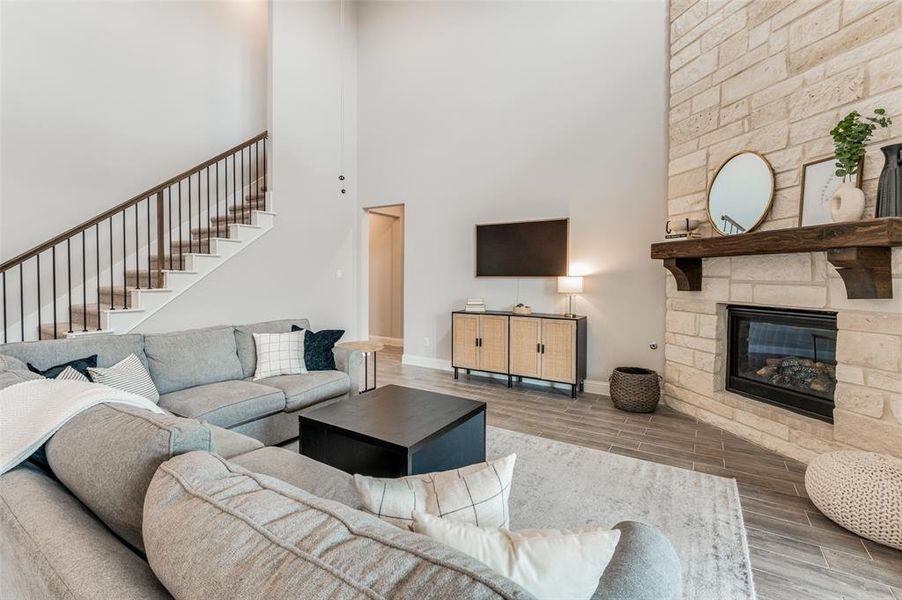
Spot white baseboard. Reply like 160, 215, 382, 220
402, 354, 452, 371
370, 335, 403, 347
401, 353, 609, 396
583, 379, 610, 396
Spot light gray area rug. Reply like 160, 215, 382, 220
487, 426, 756, 600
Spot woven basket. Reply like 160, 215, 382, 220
610, 367, 661, 413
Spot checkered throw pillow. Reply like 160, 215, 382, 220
354, 454, 516, 529
252, 331, 307, 380
88, 354, 160, 403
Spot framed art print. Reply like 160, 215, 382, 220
799, 155, 864, 226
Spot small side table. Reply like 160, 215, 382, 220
336, 341, 384, 393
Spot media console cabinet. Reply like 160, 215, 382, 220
451, 310, 587, 398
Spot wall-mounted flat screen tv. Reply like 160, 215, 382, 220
476, 218, 568, 277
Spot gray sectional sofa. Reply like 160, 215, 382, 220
0, 320, 683, 600
0, 318, 361, 445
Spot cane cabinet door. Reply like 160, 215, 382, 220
541, 319, 576, 383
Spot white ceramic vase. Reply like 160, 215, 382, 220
830, 181, 866, 223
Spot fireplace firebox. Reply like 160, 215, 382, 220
726, 306, 837, 422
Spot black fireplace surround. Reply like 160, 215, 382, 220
726, 305, 837, 422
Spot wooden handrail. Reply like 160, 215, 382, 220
0, 131, 267, 272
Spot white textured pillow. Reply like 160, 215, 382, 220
412, 511, 620, 600
354, 454, 515, 529
252, 331, 307, 380
88, 354, 160, 403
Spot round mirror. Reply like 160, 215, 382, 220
707, 152, 775, 235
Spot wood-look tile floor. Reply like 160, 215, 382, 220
371, 346, 902, 600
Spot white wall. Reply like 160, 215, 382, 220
0, 0, 268, 260
357, 1, 668, 384
133, 0, 360, 336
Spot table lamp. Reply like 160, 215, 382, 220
557, 276, 583, 318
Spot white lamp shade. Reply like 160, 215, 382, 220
557, 276, 584, 294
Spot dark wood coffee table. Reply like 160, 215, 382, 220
298, 385, 486, 477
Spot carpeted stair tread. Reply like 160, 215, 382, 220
125, 270, 166, 287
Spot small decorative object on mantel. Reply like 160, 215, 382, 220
512, 303, 532, 315
664, 218, 702, 239
609, 367, 661, 413
828, 108, 892, 223
799, 155, 863, 226
464, 298, 486, 313
876, 142, 902, 218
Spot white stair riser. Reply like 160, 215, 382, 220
99, 209, 274, 333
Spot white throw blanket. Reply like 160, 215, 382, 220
0, 379, 166, 475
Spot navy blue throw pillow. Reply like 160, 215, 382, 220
291, 326, 344, 371
27, 355, 97, 380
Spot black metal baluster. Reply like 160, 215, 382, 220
206, 167, 210, 249
18, 264, 24, 341
95, 225, 101, 329
232, 153, 236, 226
1, 270, 5, 343
82, 231, 87, 332
146, 198, 151, 288
134, 204, 139, 289
67, 238, 73, 332
241, 147, 245, 215
52, 246, 58, 339
122, 211, 127, 309
178, 181, 183, 269
168, 187, 173, 271
216, 160, 220, 237
197, 172, 201, 251
188, 174, 193, 255
263, 137, 267, 209
36, 255, 41, 339
109, 219, 114, 310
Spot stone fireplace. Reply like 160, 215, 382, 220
663, 0, 902, 464
725, 305, 836, 422
663, 252, 902, 463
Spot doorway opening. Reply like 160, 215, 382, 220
366, 205, 404, 349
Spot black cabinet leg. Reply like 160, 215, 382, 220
466, 369, 471, 376
579, 381, 584, 392
571, 384, 577, 399
454, 367, 458, 380
507, 375, 512, 388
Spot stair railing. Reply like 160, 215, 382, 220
0, 131, 268, 343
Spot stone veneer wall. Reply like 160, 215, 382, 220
665, 0, 902, 462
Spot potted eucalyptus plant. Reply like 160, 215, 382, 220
829, 108, 892, 222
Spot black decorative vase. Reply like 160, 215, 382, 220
876, 143, 902, 218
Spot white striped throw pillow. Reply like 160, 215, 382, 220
88, 354, 160, 403
354, 454, 516, 529
252, 331, 307, 380
56, 366, 90, 382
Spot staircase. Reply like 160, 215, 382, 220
0, 132, 272, 343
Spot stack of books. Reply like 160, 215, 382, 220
464, 299, 486, 313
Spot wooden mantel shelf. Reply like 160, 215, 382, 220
650, 218, 902, 299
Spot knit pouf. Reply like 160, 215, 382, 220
805, 451, 902, 550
